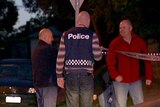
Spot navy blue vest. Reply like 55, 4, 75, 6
64, 27, 94, 69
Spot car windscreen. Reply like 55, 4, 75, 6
0, 63, 33, 87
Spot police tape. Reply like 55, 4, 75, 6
101, 47, 160, 61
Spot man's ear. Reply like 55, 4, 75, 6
130, 26, 133, 31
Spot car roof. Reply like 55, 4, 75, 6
0, 59, 31, 63
0, 58, 33, 87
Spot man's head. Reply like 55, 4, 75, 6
119, 19, 133, 38
39, 28, 54, 44
76, 11, 90, 28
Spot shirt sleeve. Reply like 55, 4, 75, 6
141, 40, 153, 80
56, 34, 66, 78
106, 45, 119, 80
92, 33, 102, 61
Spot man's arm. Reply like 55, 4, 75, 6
141, 40, 152, 85
106, 43, 120, 81
56, 34, 65, 88
92, 33, 102, 61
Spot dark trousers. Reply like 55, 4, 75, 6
65, 71, 94, 107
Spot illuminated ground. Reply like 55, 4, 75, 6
56, 78, 160, 107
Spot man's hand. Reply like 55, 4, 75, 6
115, 75, 123, 82
146, 80, 152, 85
57, 77, 65, 88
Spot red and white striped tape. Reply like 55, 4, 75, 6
101, 47, 160, 61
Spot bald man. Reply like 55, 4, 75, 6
76, 11, 90, 28
32, 28, 58, 107
56, 11, 102, 107
38, 28, 53, 44
107, 19, 152, 107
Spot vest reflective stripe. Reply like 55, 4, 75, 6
65, 59, 93, 66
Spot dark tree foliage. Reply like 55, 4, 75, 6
0, 0, 18, 32
22, 0, 39, 12
23, 0, 160, 44
138, 0, 160, 40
